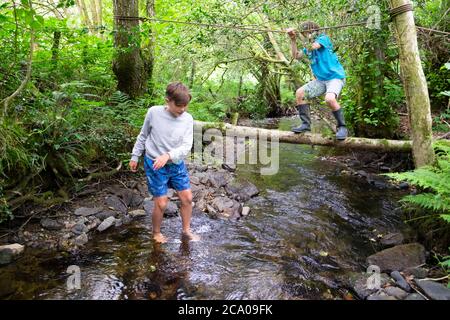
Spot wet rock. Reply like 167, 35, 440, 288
192, 171, 207, 181
212, 196, 234, 212
115, 219, 123, 227
213, 187, 228, 197
129, 209, 146, 218
405, 293, 425, 300
143, 198, 154, 214
74, 207, 102, 217
0, 244, 25, 265
356, 170, 368, 178
403, 267, 429, 279
193, 188, 209, 203
137, 183, 148, 196
122, 215, 132, 225
200, 175, 210, 185
187, 163, 207, 172
130, 193, 144, 208
384, 286, 408, 299
127, 181, 138, 189
107, 185, 136, 206
241, 207, 250, 216
398, 182, 409, 190
366, 243, 426, 272
345, 272, 390, 299
95, 210, 117, 220
105, 195, 127, 214
390, 271, 412, 292
71, 221, 89, 235
86, 218, 100, 231
380, 233, 404, 247
372, 179, 389, 190
190, 176, 200, 185
222, 201, 242, 220
225, 179, 259, 201
190, 183, 201, 193
208, 172, 230, 188
97, 216, 116, 232
195, 196, 208, 212
222, 163, 236, 172
120, 189, 135, 207
367, 293, 397, 300
415, 280, 450, 300
164, 202, 179, 217
40, 218, 64, 231
166, 189, 175, 199
206, 204, 218, 218
74, 233, 88, 246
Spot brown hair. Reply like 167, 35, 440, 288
300, 21, 320, 33
165, 82, 192, 106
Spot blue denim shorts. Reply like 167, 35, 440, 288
143, 155, 191, 197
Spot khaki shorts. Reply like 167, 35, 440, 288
301, 79, 345, 99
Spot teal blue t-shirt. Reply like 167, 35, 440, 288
303, 34, 345, 81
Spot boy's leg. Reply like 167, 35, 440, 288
324, 79, 348, 140
153, 196, 169, 243
292, 80, 326, 133
177, 189, 199, 241
143, 155, 170, 243
168, 161, 199, 241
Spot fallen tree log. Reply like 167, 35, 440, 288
194, 121, 413, 152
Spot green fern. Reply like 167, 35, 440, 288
387, 140, 450, 224
110, 91, 132, 105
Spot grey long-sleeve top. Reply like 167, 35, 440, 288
130, 105, 193, 164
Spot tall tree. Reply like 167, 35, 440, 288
75, 0, 92, 28
89, 0, 99, 26
142, 0, 155, 96
389, 0, 435, 167
112, 0, 147, 98
97, 0, 103, 27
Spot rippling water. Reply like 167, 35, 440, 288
0, 119, 407, 300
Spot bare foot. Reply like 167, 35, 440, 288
182, 230, 200, 242
153, 233, 167, 243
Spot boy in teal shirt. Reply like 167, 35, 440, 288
286, 21, 348, 140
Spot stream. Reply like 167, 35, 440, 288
0, 118, 407, 300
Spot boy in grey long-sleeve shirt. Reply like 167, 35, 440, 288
129, 82, 199, 243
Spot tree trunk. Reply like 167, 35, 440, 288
90, 0, 99, 26
112, 0, 147, 98
195, 121, 413, 152
75, 0, 92, 28
389, 0, 435, 167
189, 61, 196, 88
237, 74, 243, 97
51, 30, 61, 68
141, 0, 155, 96
97, 0, 103, 26
2, 1, 35, 115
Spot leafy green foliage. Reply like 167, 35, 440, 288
387, 140, 450, 224
0, 185, 13, 224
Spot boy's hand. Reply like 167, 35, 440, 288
286, 28, 296, 39
129, 160, 138, 172
153, 153, 170, 170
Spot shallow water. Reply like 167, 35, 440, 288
0, 118, 406, 300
